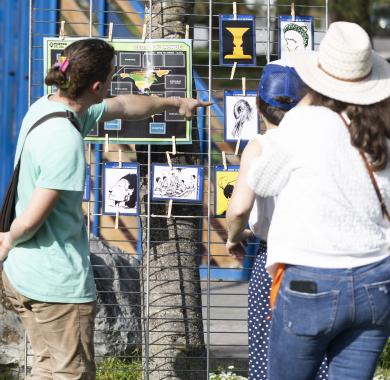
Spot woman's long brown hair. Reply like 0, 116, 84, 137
309, 90, 390, 171
45, 39, 115, 100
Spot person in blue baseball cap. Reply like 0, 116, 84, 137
225, 60, 328, 380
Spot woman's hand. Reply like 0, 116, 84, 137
0, 232, 13, 271
226, 229, 254, 259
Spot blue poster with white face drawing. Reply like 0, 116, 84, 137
103, 162, 140, 216
278, 16, 314, 60
219, 14, 257, 67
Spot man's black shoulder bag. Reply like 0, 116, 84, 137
0, 111, 81, 232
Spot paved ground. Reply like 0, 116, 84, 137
201, 281, 249, 360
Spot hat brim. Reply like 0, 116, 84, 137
291, 51, 390, 105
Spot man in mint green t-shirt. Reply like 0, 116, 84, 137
0, 39, 210, 379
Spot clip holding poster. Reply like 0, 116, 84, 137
115, 210, 119, 229
278, 15, 314, 60
142, 24, 147, 42
59, 20, 66, 40
104, 133, 109, 152
291, 2, 296, 21
235, 137, 241, 156
167, 199, 173, 218
219, 14, 256, 67
108, 22, 113, 41
230, 62, 237, 80
222, 151, 227, 171
171, 136, 177, 155
118, 149, 122, 168
166, 151, 172, 168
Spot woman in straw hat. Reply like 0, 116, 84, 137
247, 22, 390, 380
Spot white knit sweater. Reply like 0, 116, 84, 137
248, 105, 390, 277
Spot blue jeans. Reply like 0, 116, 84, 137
268, 256, 390, 380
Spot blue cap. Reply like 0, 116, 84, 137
258, 61, 305, 111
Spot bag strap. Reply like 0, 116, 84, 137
17, 110, 81, 165
339, 112, 390, 222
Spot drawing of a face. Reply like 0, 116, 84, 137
282, 23, 309, 53
109, 173, 137, 208
284, 30, 301, 51
232, 99, 253, 137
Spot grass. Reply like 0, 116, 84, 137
0, 365, 21, 380
96, 357, 142, 380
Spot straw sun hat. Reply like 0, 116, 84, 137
292, 21, 390, 105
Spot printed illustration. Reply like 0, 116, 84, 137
224, 90, 259, 142
220, 14, 256, 67
214, 166, 240, 217
152, 164, 204, 203
44, 38, 192, 144
103, 162, 139, 215
278, 16, 314, 59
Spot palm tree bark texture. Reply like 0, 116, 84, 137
138, 2, 207, 379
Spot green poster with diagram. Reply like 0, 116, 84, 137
44, 38, 193, 144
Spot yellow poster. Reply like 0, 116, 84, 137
214, 166, 240, 217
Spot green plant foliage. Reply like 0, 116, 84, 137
379, 340, 390, 370
96, 357, 142, 380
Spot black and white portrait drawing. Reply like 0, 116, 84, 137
224, 90, 259, 142
103, 162, 139, 215
152, 164, 204, 203
278, 16, 314, 59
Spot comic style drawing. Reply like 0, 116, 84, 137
224, 90, 259, 142
103, 162, 139, 215
214, 166, 240, 217
108, 173, 137, 209
278, 16, 314, 59
152, 164, 203, 203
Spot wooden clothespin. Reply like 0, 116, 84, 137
233, 2, 237, 20
108, 22, 113, 41
104, 133, 109, 153
59, 20, 66, 40
166, 151, 172, 168
185, 24, 190, 39
142, 24, 147, 42
230, 62, 237, 80
118, 149, 122, 168
222, 151, 227, 171
291, 2, 296, 22
235, 137, 241, 156
171, 136, 176, 156
115, 210, 119, 229
242, 77, 246, 96
167, 199, 173, 218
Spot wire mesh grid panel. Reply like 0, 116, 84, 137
25, 1, 328, 379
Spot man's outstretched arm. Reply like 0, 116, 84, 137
101, 95, 212, 122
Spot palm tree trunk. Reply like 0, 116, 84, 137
138, 2, 206, 380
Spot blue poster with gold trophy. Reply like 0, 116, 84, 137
219, 14, 256, 67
